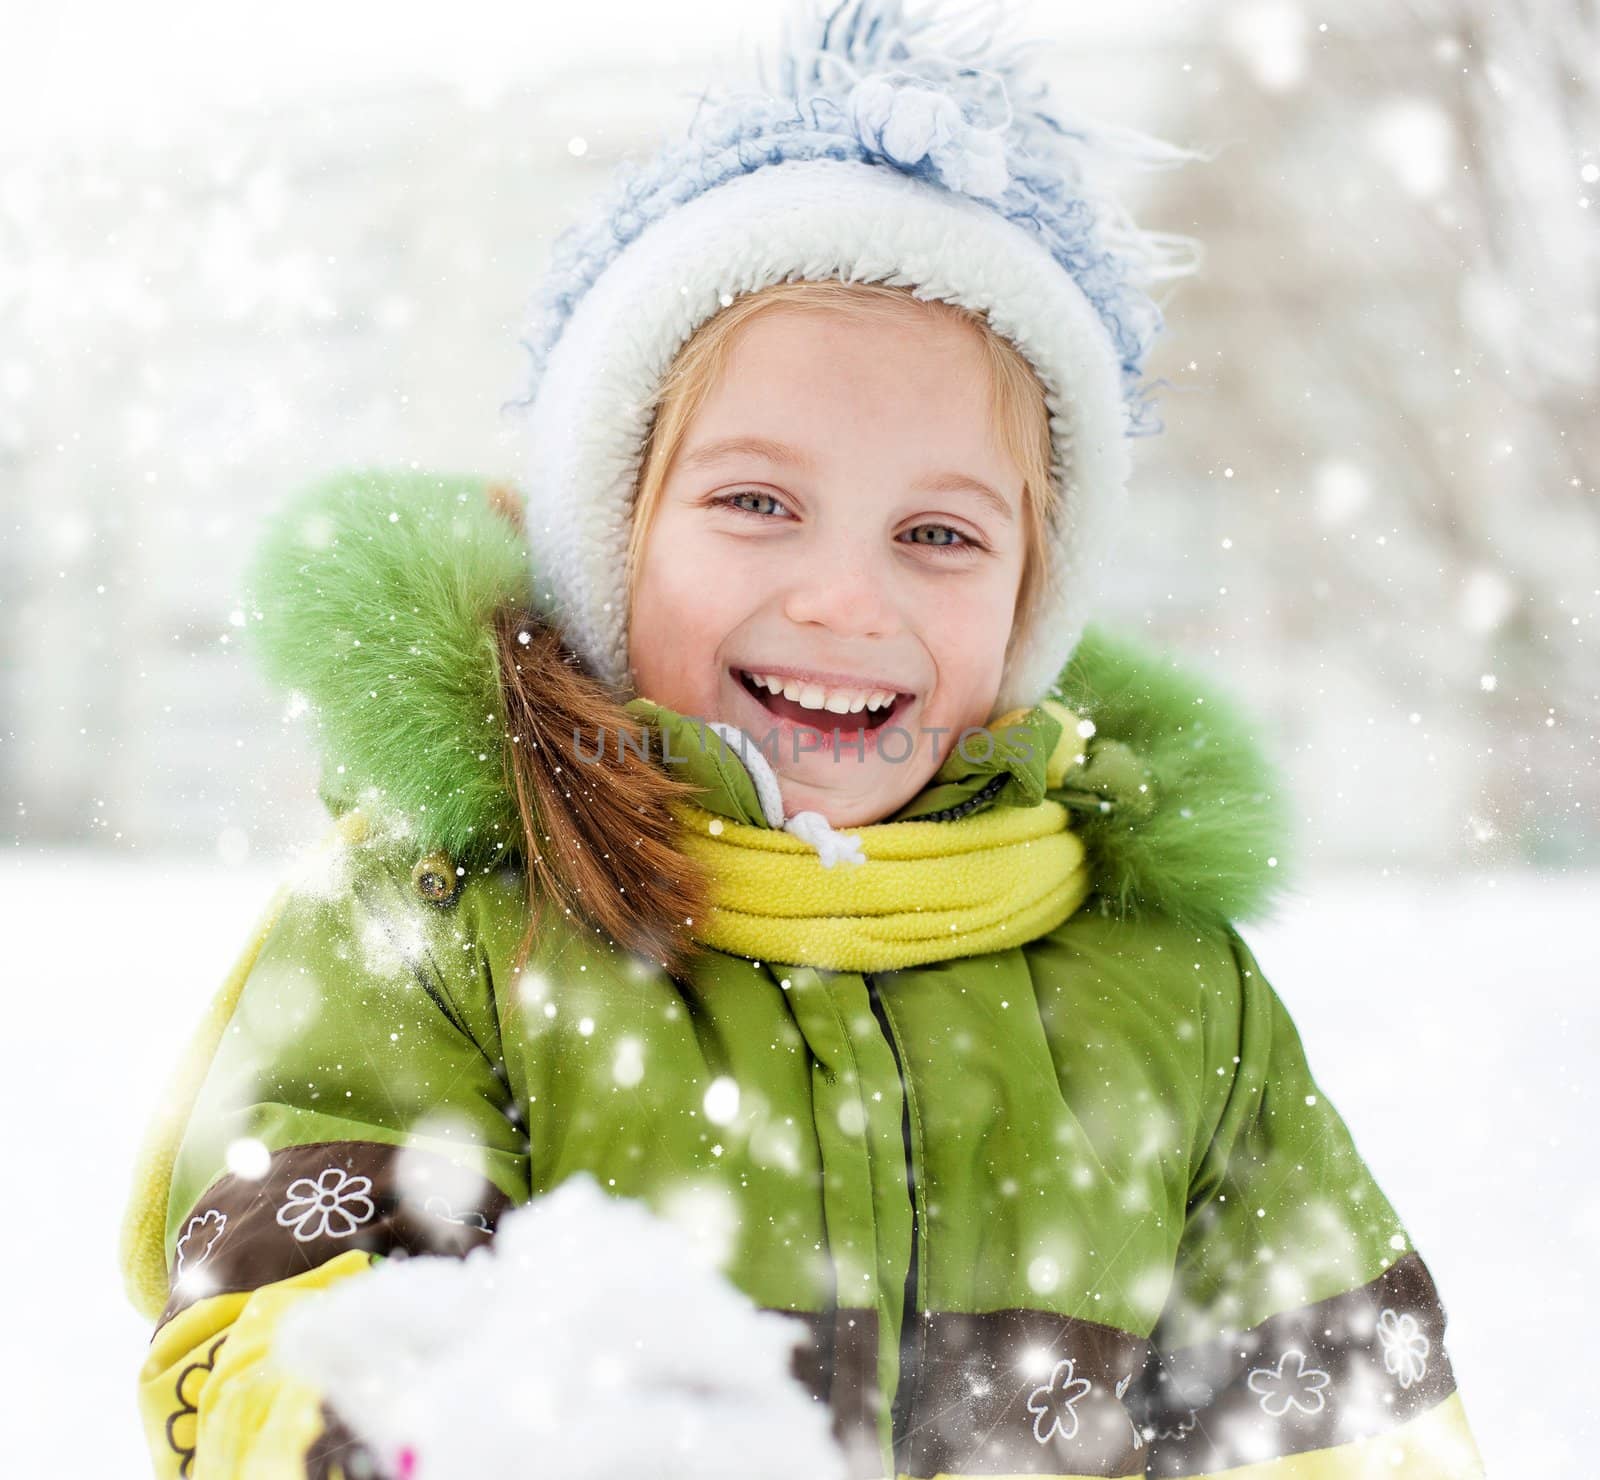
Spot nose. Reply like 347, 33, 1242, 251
780, 540, 902, 639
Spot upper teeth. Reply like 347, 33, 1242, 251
742, 671, 900, 714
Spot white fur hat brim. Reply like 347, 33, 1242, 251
517, 156, 1131, 717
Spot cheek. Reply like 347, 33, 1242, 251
629, 516, 753, 680
915, 565, 1021, 660
638, 526, 745, 627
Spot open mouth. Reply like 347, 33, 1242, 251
733, 668, 911, 732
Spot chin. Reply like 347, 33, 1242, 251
785, 775, 917, 829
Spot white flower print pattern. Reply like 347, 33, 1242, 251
275, 1167, 377, 1242
175, 1209, 227, 1274
1246, 1349, 1331, 1417
1376, 1307, 1430, 1389
1113, 1372, 1147, 1450
1026, 1358, 1093, 1444
424, 1196, 491, 1232
1147, 1407, 1199, 1443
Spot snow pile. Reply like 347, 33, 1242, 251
274, 1173, 848, 1480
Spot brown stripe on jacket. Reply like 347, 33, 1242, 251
159, 1140, 511, 1330
1135, 1251, 1459, 1476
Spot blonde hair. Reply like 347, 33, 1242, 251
624, 279, 1058, 687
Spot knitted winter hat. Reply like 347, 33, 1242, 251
508, 0, 1201, 717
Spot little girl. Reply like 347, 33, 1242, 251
122, 3, 1487, 1477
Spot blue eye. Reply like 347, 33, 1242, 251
711, 491, 985, 558
902, 524, 979, 557
716, 490, 788, 518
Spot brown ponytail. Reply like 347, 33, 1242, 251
491, 604, 712, 984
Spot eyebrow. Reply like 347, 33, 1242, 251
677, 436, 817, 472
910, 470, 1016, 526
677, 437, 1016, 525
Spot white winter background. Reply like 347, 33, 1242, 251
2, 0, 1596, 1474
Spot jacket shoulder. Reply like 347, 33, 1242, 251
1028, 907, 1251, 1158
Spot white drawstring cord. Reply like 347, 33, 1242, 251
703, 722, 867, 868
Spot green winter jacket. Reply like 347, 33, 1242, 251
126, 471, 1486, 1480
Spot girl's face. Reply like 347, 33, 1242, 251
627, 305, 1028, 828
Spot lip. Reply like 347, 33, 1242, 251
728, 667, 918, 759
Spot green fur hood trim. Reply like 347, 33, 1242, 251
245, 469, 531, 863
1047, 627, 1296, 926
245, 469, 1296, 928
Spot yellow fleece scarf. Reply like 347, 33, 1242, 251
671, 795, 1088, 971
670, 698, 1091, 971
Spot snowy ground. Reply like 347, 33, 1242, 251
2, 849, 1591, 1477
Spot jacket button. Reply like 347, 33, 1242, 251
412, 850, 462, 906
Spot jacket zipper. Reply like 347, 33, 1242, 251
864, 970, 920, 1474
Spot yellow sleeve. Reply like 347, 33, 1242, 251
137, 1251, 374, 1480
